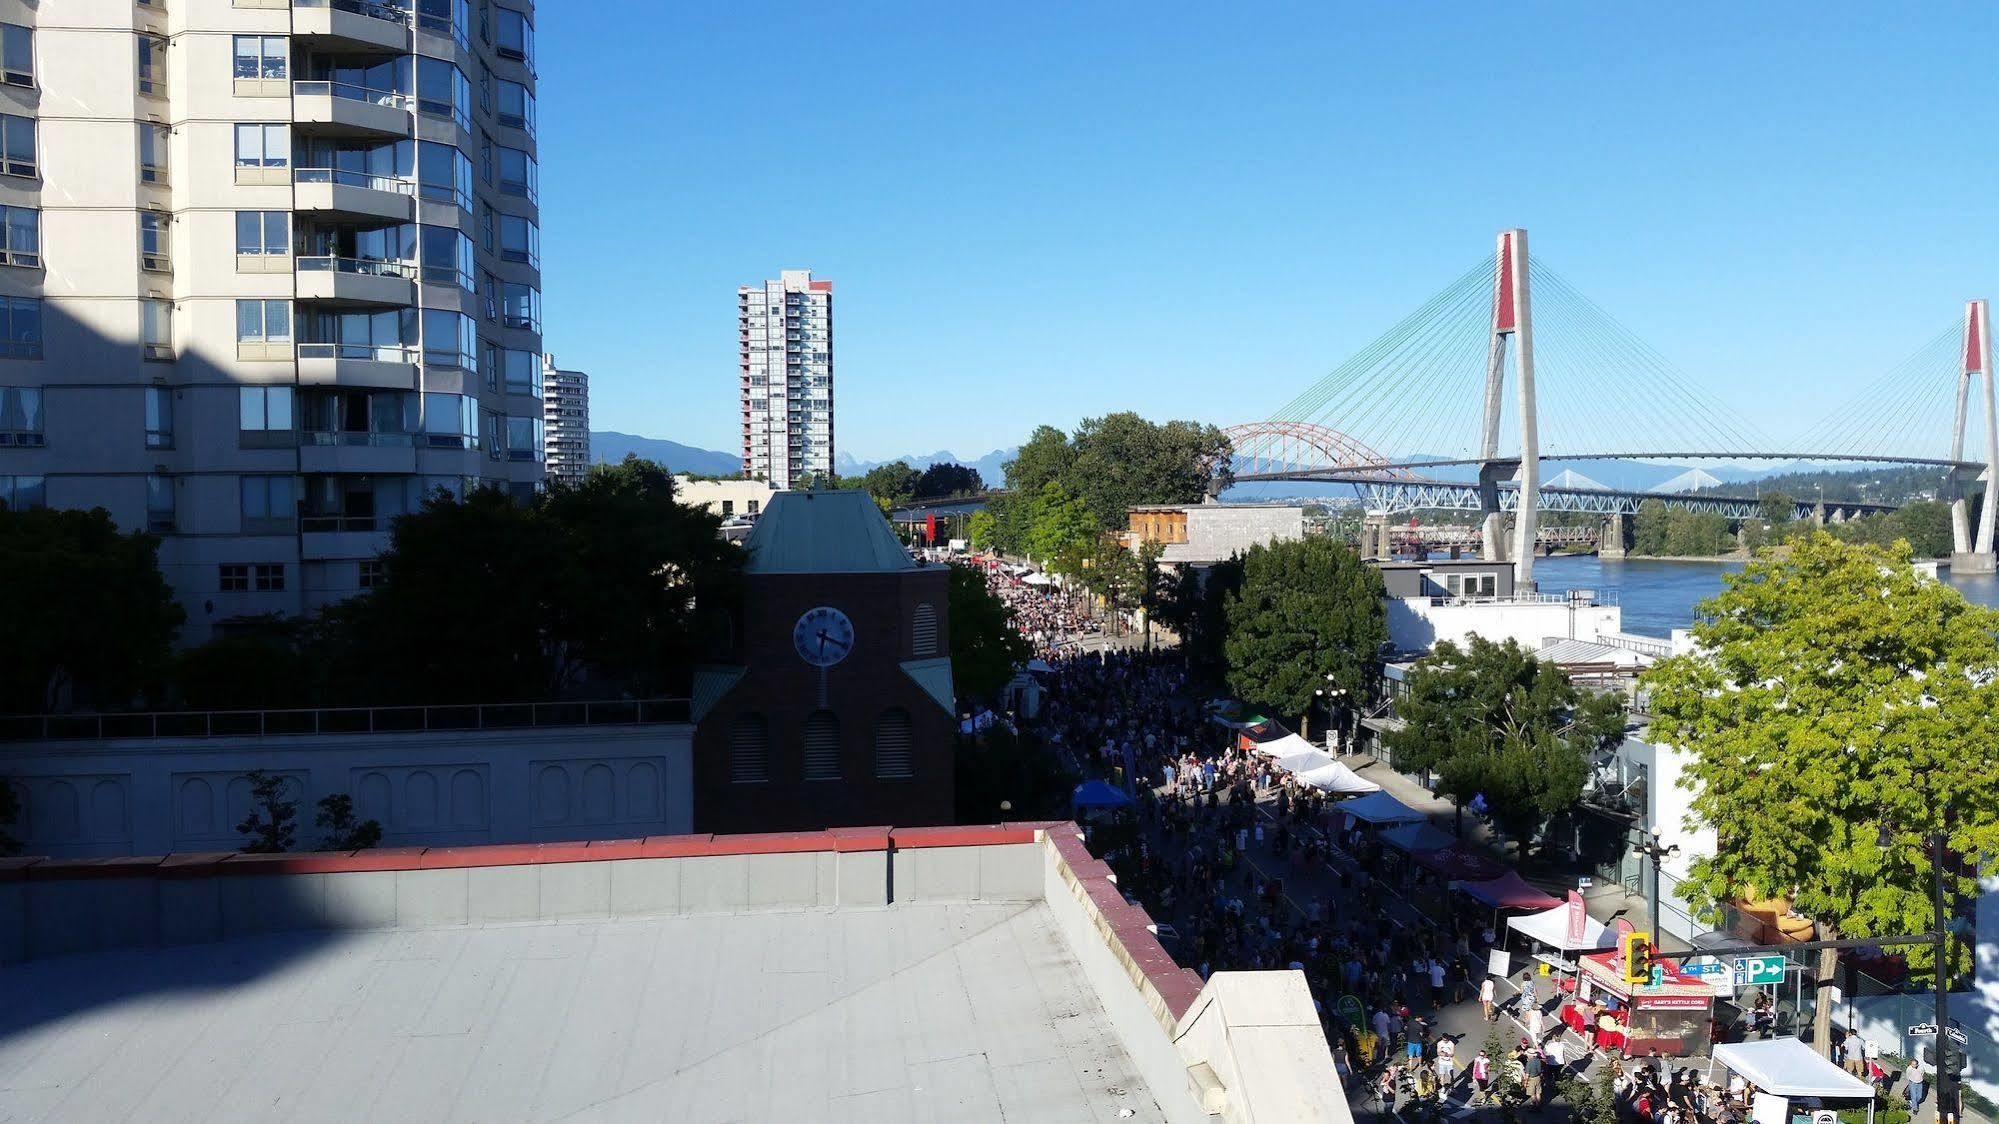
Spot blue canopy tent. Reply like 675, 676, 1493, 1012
1380, 822, 1456, 853
1072, 780, 1135, 810
1336, 791, 1426, 826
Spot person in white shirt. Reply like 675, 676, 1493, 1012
1436, 1036, 1458, 1086
1543, 1036, 1566, 1076
1480, 976, 1496, 1022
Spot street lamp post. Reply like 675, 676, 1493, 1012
1633, 828, 1679, 950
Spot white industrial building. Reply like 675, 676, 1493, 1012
738, 269, 832, 490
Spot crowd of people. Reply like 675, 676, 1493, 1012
976, 560, 1103, 657
981, 565, 1937, 1124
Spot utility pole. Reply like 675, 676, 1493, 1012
1634, 829, 1679, 950
1931, 829, 1956, 1124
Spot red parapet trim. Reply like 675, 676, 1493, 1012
419, 844, 543, 869
890, 824, 1038, 849
217, 852, 362, 876
826, 826, 892, 853
24, 856, 164, 881
640, 833, 717, 858
584, 838, 646, 860
808, 279, 833, 291
0, 856, 44, 882
158, 853, 235, 879
708, 830, 840, 855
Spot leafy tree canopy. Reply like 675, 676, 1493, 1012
1025, 482, 1098, 572
856, 461, 920, 510
1644, 532, 1999, 980
947, 563, 1032, 701
1000, 413, 1233, 534
915, 462, 982, 499
0, 507, 183, 714
1386, 636, 1626, 847
1223, 537, 1386, 719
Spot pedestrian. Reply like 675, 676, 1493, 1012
1377, 1064, 1399, 1117
1414, 1064, 1440, 1114
1481, 976, 1496, 1022
1543, 1034, 1565, 1078
1526, 1001, 1544, 1043
1429, 958, 1447, 1010
1906, 1061, 1928, 1113
1519, 974, 1537, 1018
1522, 1044, 1546, 1109
1842, 1031, 1865, 1078
1471, 1048, 1493, 1105
1436, 1035, 1457, 1087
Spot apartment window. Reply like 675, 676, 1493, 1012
0, 114, 33, 178
233, 123, 290, 168
145, 475, 175, 532
0, 474, 42, 510
358, 559, 386, 589
421, 391, 478, 449
496, 146, 536, 201
142, 299, 172, 360
218, 564, 250, 592
499, 283, 539, 332
505, 415, 542, 462
720, 500, 734, 516
418, 226, 474, 290
145, 387, 173, 449
422, 309, 476, 369
729, 713, 769, 784
415, 140, 472, 209
239, 475, 297, 533
803, 711, 841, 781
479, 270, 497, 319
1, 24, 30, 87
413, 57, 470, 130
478, 204, 494, 252
239, 385, 295, 434
139, 124, 169, 184
498, 215, 538, 267
494, 7, 534, 70
139, 213, 170, 272
137, 36, 167, 96
874, 708, 914, 779
496, 80, 534, 133
0, 206, 39, 267
237, 299, 292, 343
498, 347, 539, 396
476, 65, 491, 113
0, 298, 40, 359
232, 36, 286, 80
254, 564, 285, 591
235, 211, 288, 255
0, 386, 40, 445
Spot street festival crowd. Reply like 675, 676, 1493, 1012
972, 560, 1929, 1124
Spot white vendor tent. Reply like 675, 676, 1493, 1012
1335, 791, 1426, 825
1712, 1038, 1877, 1099
1021, 572, 1056, 586
1293, 761, 1381, 794
1276, 748, 1336, 774
1254, 733, 1319, 759
1505, 900, 1616, 951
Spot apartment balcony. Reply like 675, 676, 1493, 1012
300, 524, 391, 562
299, 431, 418, 475
294, 168, 415, 223
292, 80, 412, 139
296, 255, 415, 307
291, 0, 411, 53
297, 343, 418, 390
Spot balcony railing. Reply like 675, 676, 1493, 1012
294, 166, 416, 195
294, 0, 411, 27
293, 79, 411, 111
0, 698, 693, 742
301, 514, 378, 533
297, 341, 417, 363
304, 430, 415, 447
297, 254, 414, 279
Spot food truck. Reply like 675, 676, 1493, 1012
1561, 949, 1720, 1058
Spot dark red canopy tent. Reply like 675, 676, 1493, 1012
1458, 870, 1561, 910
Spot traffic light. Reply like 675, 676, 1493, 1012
1622, 931, 1654, 985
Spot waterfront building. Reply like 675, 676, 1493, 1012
1125, 502, 1305, 565
3, 1, 544, 639
738, 269, 832, 489
541, 353, 588, 487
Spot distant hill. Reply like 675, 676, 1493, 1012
591, 431, 739, 476
837, 448, 1016, 490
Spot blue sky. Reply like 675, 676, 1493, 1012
539, 2, 1999, 462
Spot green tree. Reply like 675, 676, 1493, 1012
1644, 533, 1999, 1050
955, 724, 1074, 824
1633, 499, 1669, 556
1067, 412, 1233, 531
235, 770, 298, 853
966, 509, 998, 552
857, 461, 920, 510
1002, 425, 1073, 495
315, 793, 383, 851
1156, 556, 1242, 681
947, 563, 1032, 701
1025, 482, 1097, 571
1223, 538, 1387, 725
1386, 636, 1626, 849
1759, 491, 1794, 527
1891, 499, 1952, 559
914, 462, 982, 499
173, 615, 311, 710
0, 507, 184, 714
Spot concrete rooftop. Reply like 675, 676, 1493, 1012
0, 900, 1160, 1123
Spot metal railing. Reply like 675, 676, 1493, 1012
1427, 590, 1622, 607
294, 0, 412, 26
1603, 631, 1673, 658
304, 430, 414, 448
294, 167, 416, 195
296, 342, 416, 363
293, 79, 410, 112
297, 254, 414, 279
0, 698, 692, 743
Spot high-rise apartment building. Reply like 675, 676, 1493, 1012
5, 1, 543, 640
738, 269, 832, 489
541, 352, 587, 487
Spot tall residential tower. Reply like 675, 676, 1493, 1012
738, 269, 832, 489
541, 352, 588, 487
5, 0, 544, 640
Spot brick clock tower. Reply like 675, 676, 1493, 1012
691, 491, 956, 833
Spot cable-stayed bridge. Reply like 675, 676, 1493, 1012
1225, 230, 1997, 584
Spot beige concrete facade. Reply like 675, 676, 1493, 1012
4, 0, 542, 640
674, 473, 776, 519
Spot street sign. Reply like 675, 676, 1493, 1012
1683, 956, 1738, 994
1909, 1023, 1970, 1046
1733, 954, 1787, 987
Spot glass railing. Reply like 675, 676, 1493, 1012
296, 342, 417, 363
294, 0, 412, 27
297, 254, 414, 280
294, 167, 416, 195
301, 514, 379, 533
303, 430, 414, 447
293, 79, 411, 112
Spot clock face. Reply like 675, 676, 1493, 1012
792, 606, 856, 668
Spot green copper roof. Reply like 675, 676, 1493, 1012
743, 490, 917, 574
899, 657, 956, 714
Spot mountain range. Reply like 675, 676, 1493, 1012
591, 431, 1015, 485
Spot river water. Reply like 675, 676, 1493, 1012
1522, 554, 1999, 639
